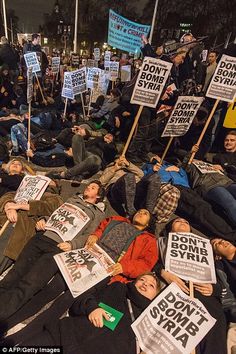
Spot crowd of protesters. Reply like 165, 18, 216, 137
0, 31, 235, 354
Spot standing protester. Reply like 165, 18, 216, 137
202, 50, 218, 93
0, 37, 19, 84
23, 34, 48, 77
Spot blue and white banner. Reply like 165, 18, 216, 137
108, 9, 150, 54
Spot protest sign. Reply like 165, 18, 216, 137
51, 57, 60, 74
14, 175, 51, 204
27, 67, 33, 103
104, 51, 111, 62
91, 70, 109, 103
132, 283, 216, 354
165, 232, 216, 283
54, 244, 114, 297
24, 52, 41, 73
192, 160, 224, 175
70, 68, 87, 95
71, 54, 80, 67
130, 57, 172, 108
45, 202, 90, 242
206, 54, 236, 102
120, 65, 131, 82
93, 48, 100, 61
109, 61, 119, 81
223, 99, 236, 128
62, 72, 74, 100
162, 96, 204, 137
87, 67, 101, 89
108, 9, 150, 54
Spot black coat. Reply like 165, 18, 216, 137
0, 44, 19, 70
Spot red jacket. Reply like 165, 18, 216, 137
93, 215, 158, 283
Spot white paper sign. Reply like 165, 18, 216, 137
192, 160, 224, 175
14, 175, 51, 204
162, 96, 204, 137
87, 67, 101, 89
91, 70, 110, 103
93, 48, 100, 61
24, 52, 41, 73
206, 54, 236, 102
132, 283, 216, 354
109, 61, 119, 81
54, 244, 114, 297
165, 232, 216, 283
45, 203, 90, 241
70, 68, 87, 95
87, 59, 98, 68
120, 65, 131, 82
51, 57, 60, 74
27, 67, 33, 103
131, 57, 172, 108
62, 72, 74, 100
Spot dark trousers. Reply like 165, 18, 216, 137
107, 173, 160, 216
0, 233, 60, 321
65, 135, 102, 179
176, 185, 236, 240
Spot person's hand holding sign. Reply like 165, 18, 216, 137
161, 269, 190, 294
85, 234, 98, 248
108, 262, 123, 276
193, 283, 213, 296
88, 308, 110, 328
35, 219, 46, 231
57, 242, 72, 252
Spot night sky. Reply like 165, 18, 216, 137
6, 0, 55, 33
6, 0, 148, 33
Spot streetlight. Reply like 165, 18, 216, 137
2, 0, 8, 39
73, 0, 78, 53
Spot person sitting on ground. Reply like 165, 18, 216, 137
2, 272, 160, 354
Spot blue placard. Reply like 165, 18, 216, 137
108, 9, 151, 54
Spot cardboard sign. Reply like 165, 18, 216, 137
62, 72, 74, 100
45, 203, 90, 241
99, 302, 124, 331
206, 54, 236, 102
24, 52, 41, 73
54, 244, 114, 297
165, 232, 216, 283
132, 283, 216, 354
14, 175, 51, 204
94, 48, 100, 61
223, 99, 236, 128
27, 67, 33, 103
120, 65, 131, 82
70, 68, 87, 95
108, 9, 150, 54
162, 96, 204, 137
87, 67, 101, 89
131, 57, 172, 108
51, 57, 60, 74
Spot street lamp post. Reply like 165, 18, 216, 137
73, 0, 79, 53
149, 0, 159, 45
2, 0, 8, 39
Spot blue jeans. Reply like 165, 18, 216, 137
11, 123, 28, 152
206, 184, 236, 226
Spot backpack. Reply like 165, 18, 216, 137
31, 132, 56, 152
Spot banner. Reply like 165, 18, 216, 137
165, 233, 216, 283
62, 72, 74, 100
87, 67, 101, 89
192, 160, 223, 175
93, 48, 100, 61
131, 57, 172, 108
70, 68, 87, 95
14, 175, 51, 204
132, 283, 216, 354
27, 67, 33, 104
206, 54, 236, 102
120, 65, 131, 82
45, 202, 90, 242
24, 52, 41, 73
54, 244, 114, 297
108, 9, 150, 54
51, 57, 60, 74
223, 99, 236, 128
162, 96, 204, 137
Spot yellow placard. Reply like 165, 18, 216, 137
223, 99, 236, 128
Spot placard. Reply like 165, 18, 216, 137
24, 52, 41, 73
62, 72, 74, 100
14, 175, 51, 204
